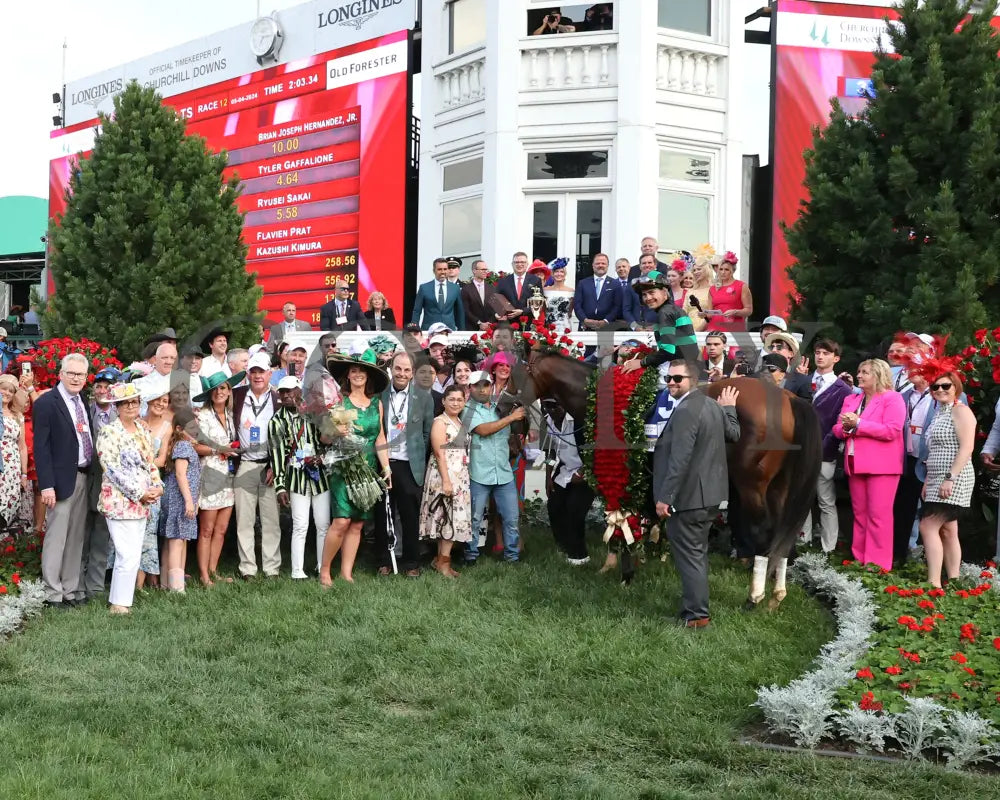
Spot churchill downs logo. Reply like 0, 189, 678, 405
316, 0, 404, 31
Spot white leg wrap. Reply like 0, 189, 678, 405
750, 555, 768, 603
772, 558, 788, 603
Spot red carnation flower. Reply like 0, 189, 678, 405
951, 652, 968, 664
917, 599, 935, 610
858, 691, 882, 711
899, 682, 912, 690
885, 665, 902, 675
856, 667, 874, 680
897, 615, 916, 625
975, 329, 988, 344
963, 666, 976, 676
928, 588, 945, 598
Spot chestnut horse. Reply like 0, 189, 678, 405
527, 351, 822, 609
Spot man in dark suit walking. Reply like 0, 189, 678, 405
461, 260, 500, 329
374, 351, 434, 576
412, 258, 466, 330
34, 353, 96, 607
573, 253, 622, 330
494, 252, 543, 317
654, 360, 741, 628
319, 280, 365, 331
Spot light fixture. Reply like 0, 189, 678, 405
52, 115, 63, 127
52, 92, 61, 104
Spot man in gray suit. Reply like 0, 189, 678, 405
374, 351, 434, 576
654, 360, 741, 628
268, 302, 313, 352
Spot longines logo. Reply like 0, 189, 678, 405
70, 78, 124, 109
316, 0, 403, 31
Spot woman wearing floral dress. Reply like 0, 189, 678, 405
97, 383, 163, 615
0, 375, 28, 527
192, 371, 244, 586
419, 386, 472, 577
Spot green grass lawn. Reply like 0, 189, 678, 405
0, 534, 995, 799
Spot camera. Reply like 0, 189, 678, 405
735, 363, 752, 376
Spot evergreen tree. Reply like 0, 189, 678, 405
786, 0, 1000, 359
46, 81, 261, 361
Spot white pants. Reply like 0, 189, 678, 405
290, 490, 331, 578
107, 518, 145, 607
803, 461, 838, 552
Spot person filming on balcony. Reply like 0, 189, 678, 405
533, 8, 576, 35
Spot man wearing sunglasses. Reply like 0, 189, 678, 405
762, 332, 813, 401
653, 361, 741, 629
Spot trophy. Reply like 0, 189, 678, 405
527, 286, 546, 321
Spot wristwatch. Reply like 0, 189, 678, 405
944, 473, 954, 481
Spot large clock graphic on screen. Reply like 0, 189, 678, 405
250, 15, 284, 65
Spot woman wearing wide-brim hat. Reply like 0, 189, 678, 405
320, 350, 392, 585
191, 370, 244, 586
95, 383, 164, 614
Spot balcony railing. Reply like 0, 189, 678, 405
519, 32, 618, 92
655, 35, 727, 99
433, 46, 487, 113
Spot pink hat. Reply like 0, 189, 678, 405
485, 351, 514, 372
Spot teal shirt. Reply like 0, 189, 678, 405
465, 401, 514, 486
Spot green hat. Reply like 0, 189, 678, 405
192, 370, 245, 404
326, 349, 389, 394
633, 270, 670, 293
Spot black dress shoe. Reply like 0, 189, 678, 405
43, 600, 69, 610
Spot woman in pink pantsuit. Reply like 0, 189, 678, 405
833, 359, 905, 570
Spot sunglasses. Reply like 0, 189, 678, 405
666, 374, 689, 384
931, 382, 953, 392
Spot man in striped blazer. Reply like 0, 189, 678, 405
268, 376, 330, 579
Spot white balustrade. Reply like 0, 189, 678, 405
435, 54, 486, 112
656, 43, 723, 98
520, 34, 617, 92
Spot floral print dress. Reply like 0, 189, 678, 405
0, 415, 22, 527
418, 415, 472, 543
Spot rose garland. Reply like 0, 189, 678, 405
581, 358, 657, 552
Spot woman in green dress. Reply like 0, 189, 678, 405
320, 352, 391, 585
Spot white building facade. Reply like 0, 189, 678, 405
416, 0, 747, 284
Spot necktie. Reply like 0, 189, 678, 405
516, 276, 523, 297
596, 277, 603, 295
339, 301, 345, 317
477, 282, 484, 303
438, 282, 445, 306
73, 395, 93, 464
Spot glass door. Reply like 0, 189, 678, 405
528, 193, 609, 282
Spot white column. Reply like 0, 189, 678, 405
721, 0, 745, 277
416, 3, 448, 286
613, 1, 660, 261
479, 0, 523, 273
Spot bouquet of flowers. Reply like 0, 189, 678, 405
322, 404, 387, 511
12, 337, 123, 389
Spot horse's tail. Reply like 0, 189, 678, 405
772, 395, 823, 560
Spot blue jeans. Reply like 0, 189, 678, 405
467, 480, 520, 562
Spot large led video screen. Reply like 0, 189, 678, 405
49, 29, 409, 327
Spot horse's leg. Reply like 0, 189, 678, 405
749, 553, 768, 607
767, 557, 788, 612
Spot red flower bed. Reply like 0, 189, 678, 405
12, 337, 123, 388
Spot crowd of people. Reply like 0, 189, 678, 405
0, 235, 991, 624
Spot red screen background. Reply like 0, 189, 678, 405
49, 30, 408, 327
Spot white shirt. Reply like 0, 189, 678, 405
473, 280, 485, 302
906, 389, 933, 457
811, 370, 835, 399
707, 356, 726, 373
200, 354, 231, 378
387, 385, 410, 461
239, 389, 275, 460
58, 382, 92, 467
552, 414, 583, 489
436, 281, 448, 302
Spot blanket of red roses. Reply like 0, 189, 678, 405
10, 337, 123, 389
837, 560, 1000, 718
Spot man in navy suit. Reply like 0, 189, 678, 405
412, 258, 466, 330
319, 279, 365, 331
613, 258, 641, 328
34, 353, 96, 607
494, 252, 543, 316
573, 253, 622, 331
803, 338, 852, 553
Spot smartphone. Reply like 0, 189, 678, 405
21, 362, 31, 376
288, 362, 298, 378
